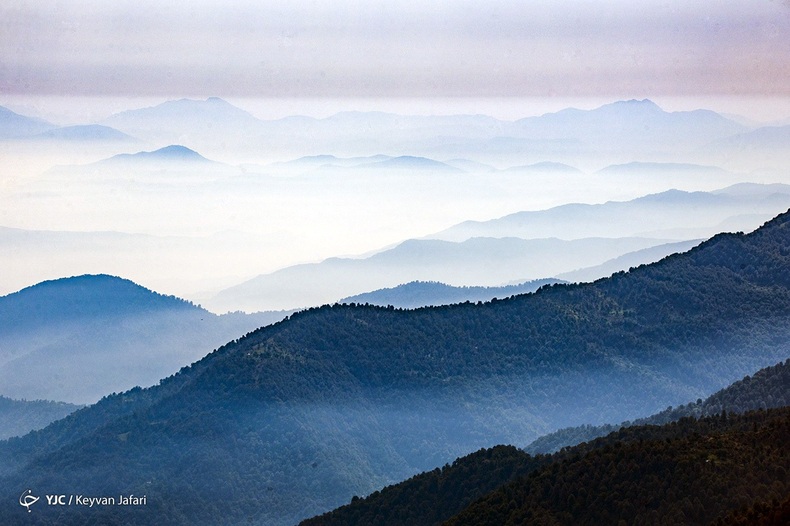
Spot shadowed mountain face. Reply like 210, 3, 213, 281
0, 275, 282, 404
445, 408, 790, 526
1, 210, 790, 525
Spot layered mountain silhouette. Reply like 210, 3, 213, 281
556, 240, 703, 283
0, 226, 295, 306
91, 98, 764, 168
1, 209, 789, 525
340, 278, 563, 309
208, 183, 790, 312
42, 144, 239, 184
432, 184, 790, 242
208, 236, 674, 312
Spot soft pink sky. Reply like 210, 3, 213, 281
2, 1, 788, 100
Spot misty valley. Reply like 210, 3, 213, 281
1, 98, 789, 525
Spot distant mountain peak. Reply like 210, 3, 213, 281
103, 97, 261, 129
153, 144, 203, 158
107, 144, 212, 164
602, 98, 663, 112
624, 98, 657, 105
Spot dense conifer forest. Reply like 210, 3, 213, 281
446, 407, 790, 525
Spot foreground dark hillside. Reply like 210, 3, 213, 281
302, 358, 790, 526
447, 408, 790, 525
302, 446, 547, 526
1, 211, 790, 525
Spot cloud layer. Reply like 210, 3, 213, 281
2, 1, 789, 98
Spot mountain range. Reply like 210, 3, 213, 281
1, 208, 789, 525
5, 98, 788, 174
207, 183, 790, 312
5, 98, 788, 316
207, 236, 675, 312
90, 98, 776, 170
431, 183, 790, 242
340, 278, 563, 309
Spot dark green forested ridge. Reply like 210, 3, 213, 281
526, 358, 790, 454
720, 493, 790, 526
301, 358, 790, 526
1, 210, 790, 525
445, 407, 790, 526
301, 446, 547, 526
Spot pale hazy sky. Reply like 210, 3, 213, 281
2, 0, 789, 100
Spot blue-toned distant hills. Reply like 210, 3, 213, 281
89, 97, 780, 170
209, 183, 790, 312
3, 98, 787, 172
341, 278, 563, 309
102, 144, 213, 164
0, 274, 286, 405
0, 105, 56, 139
27, 124, 137, 142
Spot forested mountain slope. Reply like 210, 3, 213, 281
302, 358, 790, 526
1, 211, 790, 525
446, 408, 790, 525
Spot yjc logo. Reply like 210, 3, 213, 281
19, 489, 39, 513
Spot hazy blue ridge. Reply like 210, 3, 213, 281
340, 278, 563, 309
0, 274, 282, 404
0, 397, 82, 441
